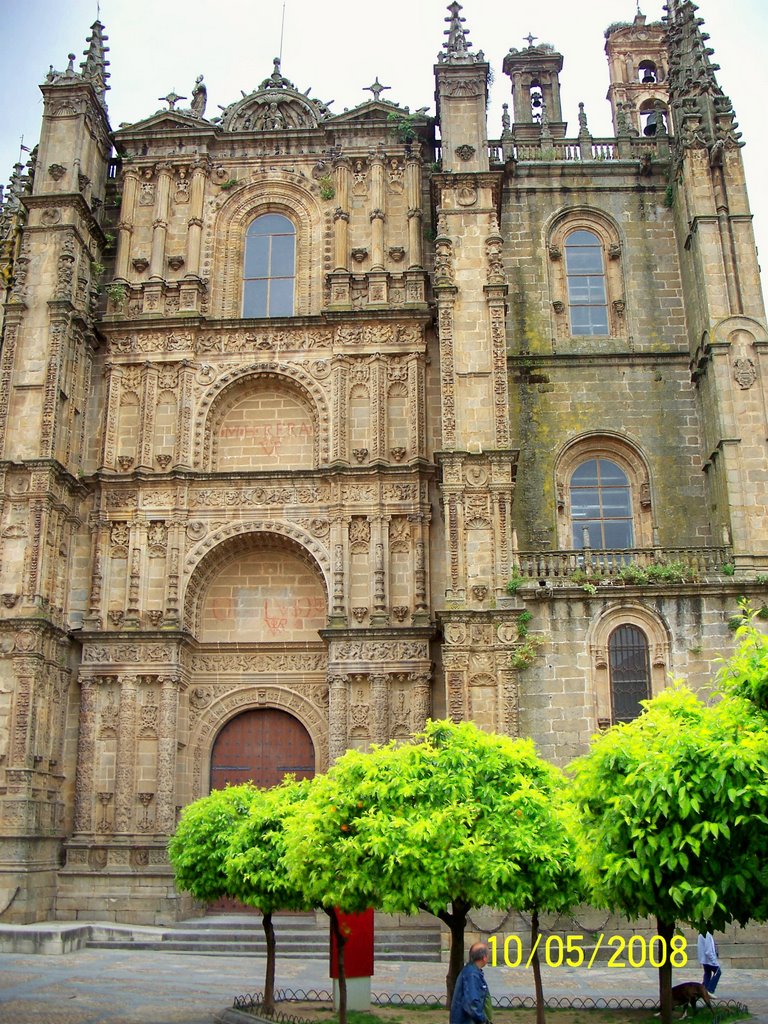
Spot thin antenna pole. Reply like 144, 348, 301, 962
279, 3, 286, 64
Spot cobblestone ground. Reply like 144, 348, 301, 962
1, 949, 766, 1024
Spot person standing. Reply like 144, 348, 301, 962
450, 942, 492, 1024
697, 931, 722, 993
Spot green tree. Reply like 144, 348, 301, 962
283, 720, 580, 1024
716, 601, 768, 711
168, 780, 310, 1014
570, 685, 768, 1023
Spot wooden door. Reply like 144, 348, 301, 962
210, 708, 315, 791
207, 709, 315, 914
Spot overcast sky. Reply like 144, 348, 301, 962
1, 0, 766, 295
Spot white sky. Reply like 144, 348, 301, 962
1, 0, 766, 297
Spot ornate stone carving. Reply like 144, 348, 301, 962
734, 357, 756, 389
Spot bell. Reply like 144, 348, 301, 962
531, 91, 542, 109
643, 111, 658, 136
642, 71, 656, 84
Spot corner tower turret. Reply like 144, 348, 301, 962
665, 0, 768, 570
434, 2, 489, 172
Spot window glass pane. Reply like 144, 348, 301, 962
603, 520, 634, 548
565, 248, 604, 273
573, 520, 602, 549
244, 235, 269, 279
243, 279, 268, 318
568, 278, 607, 304
269, 277, 294, 317
270, 234, 295, 277
567, 229, 601, 247
571, 460, 598, 485
597, 460, 628, 484
571, 488, 601, 517
249, 213, 293, 236
570, 306, 609, 335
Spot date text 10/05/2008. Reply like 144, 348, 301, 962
487, 934, 688, 970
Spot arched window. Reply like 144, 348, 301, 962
609, 624, 651, 723
570, 457, 633, 549
564, 229, 609, 336
243, 214, 295, 317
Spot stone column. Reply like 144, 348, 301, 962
369, 150, 386, 270
73, 676, 98, 832
149, 163, 172, 280
333, 157, 350, 272
328, 674, 349, 763
405, 151, 423, 269
156, 674, 180, 834
138, 363, 158, 470
184, 162, 207, 278
101, 363, 122, 471
114, 169, 139, 282
371, 520, 388, 625
113, 674, 138, 833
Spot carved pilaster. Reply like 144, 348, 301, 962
436, 289, 458, 449
0, 321, 20, 458
10, 657, 37, 768
328, 673, 349, 762
113, 675, 138, 832
156, 674, 180, 834
371, 673, 389, 744
411, 672, 432, 732
184, 162, 208, 279
176, 362, 194, 468
102, 364, 123, 470
369, 150, 386, 270
138, 364, 158, 469
73, 676, 98, 832
333, 157, 350, 272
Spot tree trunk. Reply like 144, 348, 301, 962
657, 917, 675, 1024
328, 908, 348, 1024
262, 910, 276, 1015
530, 909, 546, 1024
437, 898, 470, 1007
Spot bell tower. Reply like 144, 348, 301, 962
605, 12, 669, 137
501, 38, 567, 141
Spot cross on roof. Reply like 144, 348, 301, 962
159, 90, 186, 110
524, 32, 538, 47
364, 77, 391, 101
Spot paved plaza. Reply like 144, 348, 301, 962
1, 945, 767, 1024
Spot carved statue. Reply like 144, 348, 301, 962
190, 75, 207, 118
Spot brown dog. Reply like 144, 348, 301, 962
671, 982, 714, 1017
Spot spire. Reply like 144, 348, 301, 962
438, 1, 485, 65
664, 0, 742, 153
80, 20, 110, 107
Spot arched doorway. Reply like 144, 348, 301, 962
210, 708, 315, 790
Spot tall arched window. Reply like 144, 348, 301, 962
570, 457, 633, 549
564, 229, 609, 335
243, 214, 295, 317
609, 624, 651, 723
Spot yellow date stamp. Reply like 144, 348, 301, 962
487, 933, 687, 969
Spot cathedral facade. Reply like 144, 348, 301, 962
0, 2, 766, 926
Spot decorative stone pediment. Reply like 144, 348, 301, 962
216, 59, 332, 132
114, 110, 219, 137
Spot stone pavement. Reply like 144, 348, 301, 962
0, 946, 765, 1024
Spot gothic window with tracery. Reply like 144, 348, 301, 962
564, 229, 609, 336
608, 624, 651, 723
243, 213, 296, 317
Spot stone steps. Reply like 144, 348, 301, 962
85, 914, 442, 962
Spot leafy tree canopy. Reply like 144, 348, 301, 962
167, 782, 261, 904
716, 603, 768, 712
226, 777, 312, 913
570, 684, 768, 932
282, 719, 580, 917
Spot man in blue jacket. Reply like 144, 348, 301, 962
450, 942, 492, 1023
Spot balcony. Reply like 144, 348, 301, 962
511, 546, 732, 586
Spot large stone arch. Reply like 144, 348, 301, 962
188, 685, 329, 802
194, 360, 330, 469
183, 524, 330, 637
210, 173, 325, 317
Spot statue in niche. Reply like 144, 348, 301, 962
190, 75, 207, 118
